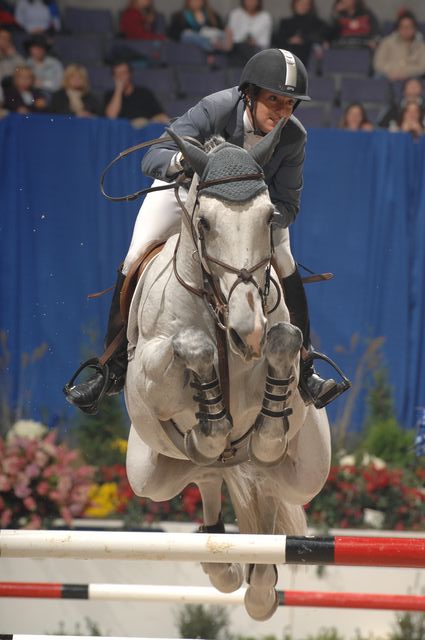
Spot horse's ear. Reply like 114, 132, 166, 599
249, 117, 287, 167
166, 128, 209, 177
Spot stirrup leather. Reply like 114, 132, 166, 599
63, 357, 111, 414
300, 349, 351, 409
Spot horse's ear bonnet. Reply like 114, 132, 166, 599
166, 118, 286, 203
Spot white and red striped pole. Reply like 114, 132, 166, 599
1, 531, 424, 567
0, 583, 424, 611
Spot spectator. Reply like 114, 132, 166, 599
273, 0, 329, 66
0, 28, 24, 86
378, 77, 424, 128
25, 33, 63, 93
15, 0, 61, 34
374, 11, 425, 81
104, 60, 168, 126
329, 0, 379, 49
226, 0, 273, 66
390, 100, 424, 139
48, 64, 101, 117
119, 0, 166, 41
340, 101, 373, 130
167, 0, 227, 53
0, 1, 18, 29
3, 63, 47, 112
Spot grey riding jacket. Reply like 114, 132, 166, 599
141, 86, 306, 228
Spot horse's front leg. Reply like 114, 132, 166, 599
172, 327, 232, 465
248, 322, 302, 466
196, 475, 243, 593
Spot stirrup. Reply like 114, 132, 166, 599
63, 357, 110, 415
301, 349, 351, 409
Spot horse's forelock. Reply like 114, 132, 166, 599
203, 135, 226, 154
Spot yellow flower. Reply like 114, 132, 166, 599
84, 482, 120, 517
111, 438, 128, 454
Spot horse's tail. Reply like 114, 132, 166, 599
223, 464, 307, 536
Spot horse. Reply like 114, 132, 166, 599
124, 120, 332, 621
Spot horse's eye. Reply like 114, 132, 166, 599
199, 216, 210, 231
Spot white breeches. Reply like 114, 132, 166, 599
123, 179, 296, 277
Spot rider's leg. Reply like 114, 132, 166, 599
64, 181, 186, 414
272, 227, 348, 408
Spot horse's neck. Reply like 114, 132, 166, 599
175, 180, 204, 290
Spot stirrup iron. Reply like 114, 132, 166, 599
301, 349, 351, 409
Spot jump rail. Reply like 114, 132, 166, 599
1, 583, 424, 611
1, 531, 424, 567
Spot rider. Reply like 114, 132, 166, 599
64, 48, 350, 415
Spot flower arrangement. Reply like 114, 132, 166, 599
306, 457, 425, 531
0, 421, 95, 528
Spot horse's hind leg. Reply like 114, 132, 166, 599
197, 475, 243, 593
172, 327, 232, 465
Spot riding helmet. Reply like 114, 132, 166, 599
238, 48, 311, 102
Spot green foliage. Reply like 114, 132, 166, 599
388, 612, 425, 640
305, 629, 344, 640
365, 367, 395, 424
176, 604, 230, 640
48, 617, 103, 635
360, 418, 416, 467
73, 395, 129, 466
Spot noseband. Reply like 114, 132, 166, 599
173, 171, 279, 330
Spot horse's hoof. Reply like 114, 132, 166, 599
184, 429, 225, 466
202, 562, 244, 593
247, 429, 288, 467
244, 587, 279, 621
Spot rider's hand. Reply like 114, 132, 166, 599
271, 209, 291, 229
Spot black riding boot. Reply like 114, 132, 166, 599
63, 271, 128, 415
282, 268, 349, 409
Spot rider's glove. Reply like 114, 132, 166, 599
169, 152, 194, 181
271, 209, 292, 229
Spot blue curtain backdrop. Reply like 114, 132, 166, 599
1, 113, 424, 430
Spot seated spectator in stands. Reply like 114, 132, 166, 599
15, 0, 61, 34
0, 28, 24, 86
390, 100, 424, 139
329, 0, 379, 49
378, 77, 424, 129
340, 101, 373, 130
104, 60, 168, 126
167, 0, 226, 54
374, 11, 425, 81
3, 64, 47, 112
273, 0, 329, 66
49, 64, 101, 117
25, 33, 63, 93
226, 0, 273, 66
0, 1, 19, 29
119, 0, 166, 41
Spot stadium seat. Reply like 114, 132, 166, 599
298, 104, 327, 128
164, 97, 197, 119
322, 48, 372, 76
163, 41, 207, 67
53, 34, 104, 66
105, 39, 165, 67
87, 65, 114, 92
132, 67, 177, 96
339, 76, 391, 106
63, 7, 114, 35
309, 76, 336, 103
176, 68, 228, 98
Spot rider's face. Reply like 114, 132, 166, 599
251, 90, 295, 134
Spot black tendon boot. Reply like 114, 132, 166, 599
63, 271, 128, 415
282, 268, 350, 409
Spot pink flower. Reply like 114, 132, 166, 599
0, 508, 12, 527
23, 496, 37, 511
25, 463, 40, 479
36, 481, 50, 496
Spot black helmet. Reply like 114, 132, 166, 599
238, 48, 311, 102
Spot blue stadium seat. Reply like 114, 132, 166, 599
132, 68, 177, 96
105, 39, 165, 67
298, 104, 327, 128
53, 34, 104, 66
63, 7, 114, 35
309, 76, 336, 103
176, 68, 228, 98
164, 97, 197, 119
339, 76, 391, 105
163, 41, 207, 67
87, 65, 114, 92
322, 48, 372, 76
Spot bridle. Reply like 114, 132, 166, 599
172, 171, 281, 332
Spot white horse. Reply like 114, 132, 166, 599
124, 121, 331, 621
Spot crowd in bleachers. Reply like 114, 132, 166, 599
0, 0, 425, 137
